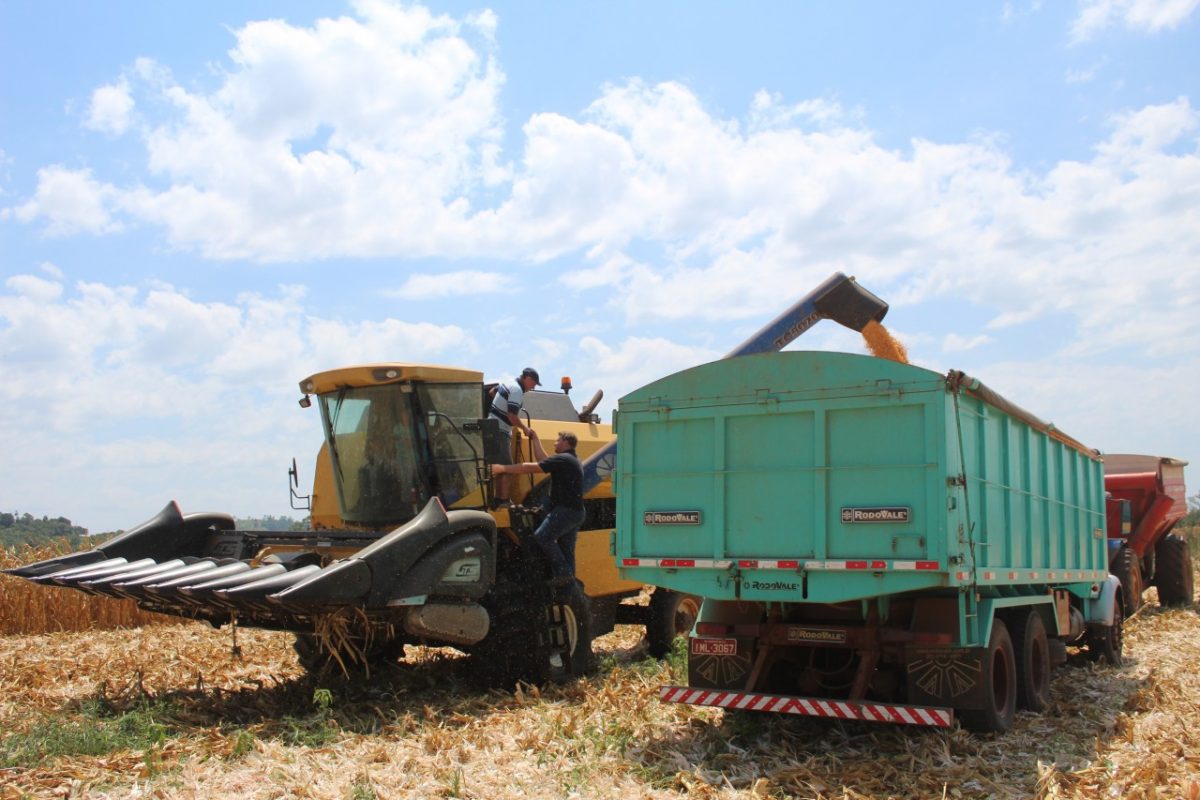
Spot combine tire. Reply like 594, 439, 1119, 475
1111, 546, 1145, 614
960, 620, 1016, 733
1010, 610, 1051, 712
1153, 534, 1194, 607
472, 582, 595, 686
645, 590, 701, 658
1087, 597, 1124, 667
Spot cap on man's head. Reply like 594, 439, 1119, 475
520, 367, 541, 386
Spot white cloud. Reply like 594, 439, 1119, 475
13, 166, 120, 235
85, 79, 135, 135
1065, 59, 1106, 84
387, 270, 511, 299
0, 274, 478, 529
579, 335, 721, 406
6, 273, 63, 302
1071, 0, 1200, 42
943, 333, 994, 352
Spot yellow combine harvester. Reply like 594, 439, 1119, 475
6, 273, 888, 685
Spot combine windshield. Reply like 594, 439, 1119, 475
320, 386, 431, 525
415, 382, 485, 508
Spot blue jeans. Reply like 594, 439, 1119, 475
534, 506, 586, 578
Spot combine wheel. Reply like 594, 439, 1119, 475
1009, 610, 1051, 712
645, 589, 701, 658
1111, 546, 1145, 614
472, 582, 595, 686
960, 620, 1016, 733
1153, 534, 1195, 607
1086, 596, 1124, 667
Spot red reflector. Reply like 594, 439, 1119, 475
847, 561, 868, 569
739, 559, 759, 568
622, 558, 638, 567
695, 622, 730, 636
916, 561, 939, 570
677, 559, 696, 567
778, 560, 799, 568
661, 559, 676, 567
871, 560, 887, 569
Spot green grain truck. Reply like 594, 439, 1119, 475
614, 351, 1121, 732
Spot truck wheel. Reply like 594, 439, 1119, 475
645, 590, 701, 658
1087, 596, 1124, 666
1009, 610, 1050, 712
960, 620, 1016, 733
1111, 546, 1145, 614
1153, 534, 1194, 607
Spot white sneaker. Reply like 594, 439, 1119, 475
549, 653, 564, 668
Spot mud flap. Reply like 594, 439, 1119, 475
905, 646, 988, 711
687, 636, 756, 690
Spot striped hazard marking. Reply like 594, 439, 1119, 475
658, 686, 953, 728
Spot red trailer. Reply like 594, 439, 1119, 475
1104, 454, 1193, 611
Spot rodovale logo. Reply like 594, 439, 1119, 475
841, 506, 911, 523
643, 510, 702, 525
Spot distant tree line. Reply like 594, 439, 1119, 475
0, 512, 89, 549
1, 510, 307, 551
235, 514, 309, 532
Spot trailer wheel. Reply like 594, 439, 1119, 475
645, 590, 701, 658
1153, 534, 1194, 607
1087, 596, 1124, 667
1009, 610, 1051, 712
1111, 545, 1145, 614
960, 620, 1016, 733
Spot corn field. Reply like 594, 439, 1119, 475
0, 541, 174, 636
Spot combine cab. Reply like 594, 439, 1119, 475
5, 273, 890, 684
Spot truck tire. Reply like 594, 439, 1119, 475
1153, 534, 1194, 607
645, 589, 701, 658
1009, 610, 1050, 712
1086, 596, 1124, 667
1111, 545, 1145, 614
960, 620, 1016, 733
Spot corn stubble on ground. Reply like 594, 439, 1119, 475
3, 560, 1200, 800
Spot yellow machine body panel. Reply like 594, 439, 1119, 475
301, 363, 639, 597
300, 363, 483, 395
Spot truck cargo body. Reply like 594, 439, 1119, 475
615, 351, 1119, 732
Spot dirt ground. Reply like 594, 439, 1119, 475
1, 578, 1198, 800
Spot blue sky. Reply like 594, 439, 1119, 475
2, 0, 1198, 531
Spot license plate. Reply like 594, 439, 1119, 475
690, 637, 737, 656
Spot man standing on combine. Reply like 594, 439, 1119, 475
488, 367, 540, 507
491, 430, 585, 583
